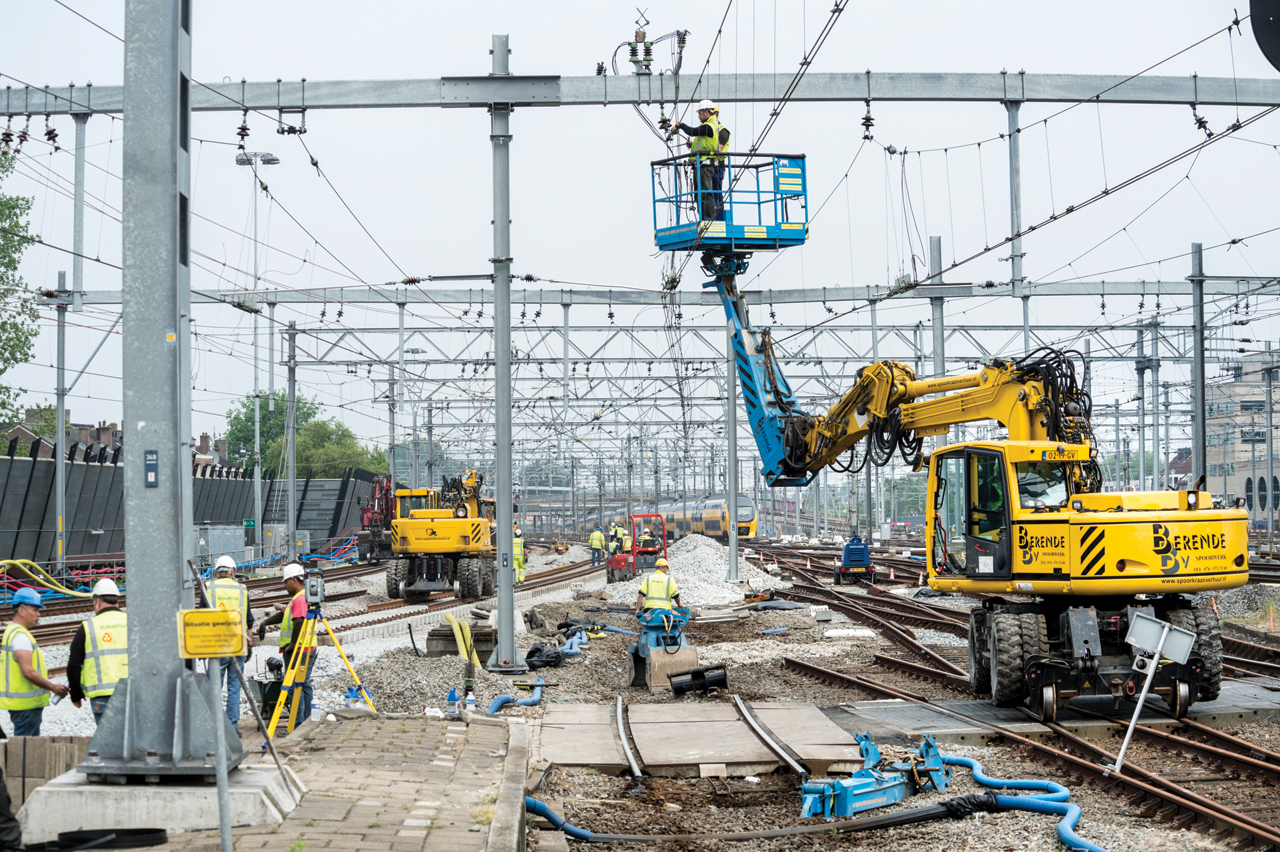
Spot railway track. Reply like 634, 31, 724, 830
322, 557, 603, 636
4, 561, 386, 622
782, 657, 1280, 850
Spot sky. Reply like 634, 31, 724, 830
2, 1, 1279, 490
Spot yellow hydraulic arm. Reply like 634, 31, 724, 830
795, 351, 1095, 479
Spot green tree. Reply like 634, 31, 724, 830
24, 402, 65, 441
264, 418, 388, 478
224, 389, 320, 464
0, 154, 38, 427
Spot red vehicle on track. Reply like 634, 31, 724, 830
605, 513, 668, 583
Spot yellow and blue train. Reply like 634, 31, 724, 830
580, 494, 757, 542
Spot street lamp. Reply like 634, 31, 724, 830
236, 151, 279, 557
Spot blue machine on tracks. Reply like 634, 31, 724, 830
835, 535, 872, 585
800, 734, 951, 819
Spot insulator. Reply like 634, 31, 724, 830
629, 42, 639, 60
596, 62, 605, 76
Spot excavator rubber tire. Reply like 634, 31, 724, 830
1194, 607, 1223, 701
990, 612, 1027, 707
1019, 611, 1049, 658
1170, 608, 1222, 703
481, 558, 496, 597
385, 560, 405, 600
458, 558, 480, 600
968, 608, 991, 694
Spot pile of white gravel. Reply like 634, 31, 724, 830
609, 534, 788, 607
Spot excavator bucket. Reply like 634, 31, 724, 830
646, 646, 701, 693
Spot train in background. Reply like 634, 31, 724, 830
579, 493, 757, 542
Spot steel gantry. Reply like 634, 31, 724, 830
22, 33, 1280, 775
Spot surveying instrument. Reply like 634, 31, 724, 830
265, 567, 375, 740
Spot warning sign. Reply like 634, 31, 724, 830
177, 609, 246, 659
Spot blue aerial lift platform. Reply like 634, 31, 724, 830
651, 150, 814, 487
650, 152, 809, 253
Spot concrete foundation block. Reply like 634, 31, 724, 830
18, 764, 305, 843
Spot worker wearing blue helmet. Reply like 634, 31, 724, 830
0, 588, 68, 736
589, 526, 607, 566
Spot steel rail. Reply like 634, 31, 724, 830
776, 588, 968, 678
615, 695, 643, 779
1042, 720, 1280, 846
871, 653, 979, 694
732, 695, 808, 780
781, 657, 1280, 849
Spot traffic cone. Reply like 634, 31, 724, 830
807, 558, 812, 572
889, 565, 896, 581
918, 570, 924, 587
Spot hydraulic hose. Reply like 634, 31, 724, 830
558, 629, 588, 656
525, 756, 1108, 850
600, 626, 639, 637
443, 613, 481, 666
517, 677, 544, 706
487, 695, 515, 714
941, 755, 1106, 852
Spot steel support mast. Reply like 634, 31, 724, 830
485, 34, 526, 674
82, 0, 243, 779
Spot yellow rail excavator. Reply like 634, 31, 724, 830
704, 259, 1246, 722
648, 147, 1244, 719
384, 470, 496, 601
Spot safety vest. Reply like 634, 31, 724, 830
589, 530, 606, 549
81, 609, 129, 698
209, 577, 248, 626
278, 591, 315, 651
623, 535, 633, 551
640, 573, 677, 611
691, 116, 725, 162
513, 537, 524, 559
0, 623, 49, 710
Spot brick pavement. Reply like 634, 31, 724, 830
150, 716, 512, 852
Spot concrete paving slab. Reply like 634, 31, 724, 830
537, 705, 628, 773
18, 764, 304, 844
628, 703, 777, 777
750, 702, 865, 774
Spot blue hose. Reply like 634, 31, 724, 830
600, 625, 639, 636
558, 629, 588, 656
525, 797, 592, 840
488, 677, 545, 714
517, 677, 544, 706
941, 755, 1106, 852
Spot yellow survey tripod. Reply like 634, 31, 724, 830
265, 572, 375, 741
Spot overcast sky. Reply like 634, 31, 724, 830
3, 1, 1278, 479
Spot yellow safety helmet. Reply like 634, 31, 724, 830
655, 558, 670, 570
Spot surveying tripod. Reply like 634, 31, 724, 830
265, 597, 375, 739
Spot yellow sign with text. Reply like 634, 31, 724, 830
177, 609, 246, 659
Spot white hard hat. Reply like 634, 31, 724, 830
643, 527, 651, 534
214, 555, 237, 573
697, 99, 715, 111
92, 578, 120, 597
515, 528, 522, 537
282, 562, 305, 581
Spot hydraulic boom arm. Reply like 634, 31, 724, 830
708, 267, 1098, 489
